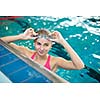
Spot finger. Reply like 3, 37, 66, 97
29, 28, 34, 32
31, 37, 38, 40
28, 28, 34, 31
49, 38, 57, 42
28, 28, 38, 36
49, 33, 57, 39
27, 29, 34, 33
24, 28, 33, 34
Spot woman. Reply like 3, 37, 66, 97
0, 28, 84, 72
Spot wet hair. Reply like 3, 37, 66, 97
34, 29, 51, 42
36, 29, 51, 35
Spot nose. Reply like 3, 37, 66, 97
40, 45, 44, 50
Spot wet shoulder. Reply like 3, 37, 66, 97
50, 55, 59, 62
26, 49, 35, 58
50, 55, 59, 72
50, 55, 59, 66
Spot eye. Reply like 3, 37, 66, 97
44, 43, 49, 46
37, 42, 41, 45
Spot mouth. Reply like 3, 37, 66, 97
38, 50, 45, 55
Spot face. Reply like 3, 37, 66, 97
34, 38, 52, 56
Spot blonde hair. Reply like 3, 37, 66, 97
36, 29, 51, 35
34, 29, 51, 42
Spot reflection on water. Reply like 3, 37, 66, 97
0, 16, 100, 83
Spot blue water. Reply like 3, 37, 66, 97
0, 16, 100, 83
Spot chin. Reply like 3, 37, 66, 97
39, 53, 44, 56
38, 52, 45, 56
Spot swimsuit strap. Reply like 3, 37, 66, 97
31, 52, 37, 59
31, 52, 51, 70
44, 55, 51, 70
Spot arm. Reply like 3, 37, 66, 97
51, 31, 84, 70
0, 28, 36, 43
1, 34, 25, 43
9, 43, 33, 57
0, 28, 36, 56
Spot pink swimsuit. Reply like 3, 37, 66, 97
31, 52, 51, 70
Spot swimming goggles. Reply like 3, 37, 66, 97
33, 34, 54, 41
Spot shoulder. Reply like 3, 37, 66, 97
50, 55, 61, 65
50, 55, 56, 61
50, 55, 68, 65
50, 55, 63, 62
50, 55, 68, 71
23, 48, 35, 58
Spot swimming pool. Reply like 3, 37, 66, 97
0, 16, 100, 83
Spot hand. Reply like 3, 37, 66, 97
20, 28, 38, 40
50, 31, 64, 44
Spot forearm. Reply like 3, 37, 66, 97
0, 34, 23, 43
60, 39, 84, 69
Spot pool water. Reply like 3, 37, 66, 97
0, 16, 100, 83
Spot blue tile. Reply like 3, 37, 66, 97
21, 67, 52, 83
8, 66, 52, 83
0, 53, 18, 67
24, 77, 52, 83
0, 45, 4, 49
0, 48, 10, 56
8, 67, 30, 82
0, 59, 27, 75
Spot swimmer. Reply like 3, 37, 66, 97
0, 28, 84, 72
